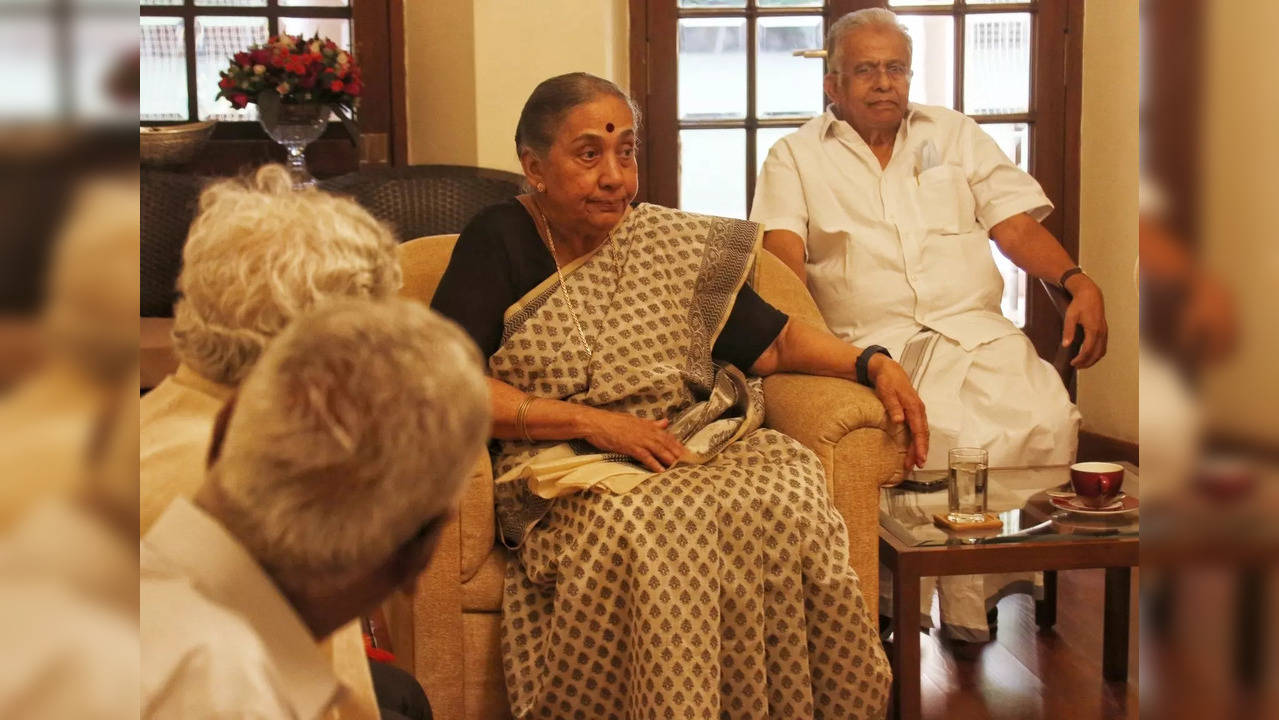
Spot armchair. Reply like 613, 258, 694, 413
386, 234, 908, 720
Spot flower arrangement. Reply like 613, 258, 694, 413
216, 33, 362, 111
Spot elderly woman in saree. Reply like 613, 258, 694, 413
431, 73, 929, 720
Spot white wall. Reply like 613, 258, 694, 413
1075, 0, 1139, 443
404, 0, 629, 172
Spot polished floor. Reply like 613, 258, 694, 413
912, 569, 1139, 720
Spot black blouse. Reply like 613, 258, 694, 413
431, 200, 788, 371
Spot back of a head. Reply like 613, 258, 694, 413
208, 297, 490, 593
172, 164, 402, 386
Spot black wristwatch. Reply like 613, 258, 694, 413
1059, 266, 1084, 288
856, 345, 890, 387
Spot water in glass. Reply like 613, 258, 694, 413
947, 461, 988, 524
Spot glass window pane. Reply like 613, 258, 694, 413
756, 16, 823, 119
964, 13, 1031, 115
0, 18, 58, 120
680, 129, 745, 219
195, 16, 268, 121
979, 122, 1031, 326
969, 0, 1030, 5
991, 240, 1027, 327
679, 17, 746, 120
140, 17, 187, 121
898, 14, 954, 109
978, 122, 1030, 172
281, 0, 349, 6
758, 0, 822, 7
141, 0, 184, 5
678, 0, 745, 7
889, 0, 953, 6
195, 0, 267, 6
279, 17, 352, 49
755, 126, 797, 176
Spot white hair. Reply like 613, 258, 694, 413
826, 8, 913, 75
172, 164, 401, 386
209, 297, 490, 594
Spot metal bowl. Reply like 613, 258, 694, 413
140, 121, 217, 167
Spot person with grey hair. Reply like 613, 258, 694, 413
139, 163, 400, 717
430, 71, 932, 719
141, 298, 490, 720
751, 8, 1109, 643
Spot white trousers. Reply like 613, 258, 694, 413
883, 330, 1081, 641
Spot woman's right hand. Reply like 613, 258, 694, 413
579, 407, 687, 473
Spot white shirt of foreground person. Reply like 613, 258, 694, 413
752, 103, 1080, 468
141, 498, 341, 720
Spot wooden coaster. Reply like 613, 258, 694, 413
932, 512, 1003, 531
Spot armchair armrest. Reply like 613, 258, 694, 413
763, 372, 909, 490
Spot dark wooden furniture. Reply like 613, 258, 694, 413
879, 464, 1139, 720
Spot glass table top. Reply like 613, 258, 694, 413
880, 463, 1140, 548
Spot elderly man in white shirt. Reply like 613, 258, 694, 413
141, 298, 490, 719
751, 7, 1108, 642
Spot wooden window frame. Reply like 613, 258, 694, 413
140, 0, 408, 174
631, 0, 1084, 363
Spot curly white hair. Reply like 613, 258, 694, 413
172, 164, 401, 386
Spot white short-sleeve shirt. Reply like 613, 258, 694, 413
141, 499, 341, 720
750, 103, 1053, 356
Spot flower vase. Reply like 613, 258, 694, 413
259, 103, 328, 187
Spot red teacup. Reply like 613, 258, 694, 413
1069, 462, 1125, 508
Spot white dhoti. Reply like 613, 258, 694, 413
882, 329, 1081, 641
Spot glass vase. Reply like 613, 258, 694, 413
259, 103, 328, 187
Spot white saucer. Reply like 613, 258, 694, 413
1050, 494, 1138, 516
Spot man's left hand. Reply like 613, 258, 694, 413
1062, 274, 1108, 368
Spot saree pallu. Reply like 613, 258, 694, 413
492, 201, 890, 719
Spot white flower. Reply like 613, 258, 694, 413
253, 64, 266, 75
337, 51, 350, 66
276, 82, 290, 94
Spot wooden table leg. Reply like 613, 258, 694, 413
890, 558, 922, 720
1103, 566, 1131, 681
1036, 570, 1058, 628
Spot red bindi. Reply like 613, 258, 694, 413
605, 122, 615, 133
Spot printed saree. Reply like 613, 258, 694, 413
492, 200, 890, 719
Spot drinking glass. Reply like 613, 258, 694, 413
947, 447, 989, 523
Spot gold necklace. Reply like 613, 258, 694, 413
533, 204, 632, 361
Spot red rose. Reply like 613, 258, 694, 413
230, 93, 248, 109
346, 79, 362, 96
298, 74, 317, 89
234, 52, 251, 68
218, 76, 234, 90
330, 80, 344, 93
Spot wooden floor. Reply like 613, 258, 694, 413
911, 569, 1139, 720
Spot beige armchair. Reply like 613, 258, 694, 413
387, 233, 908, 720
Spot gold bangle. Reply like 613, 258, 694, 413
515, 396, 538, 444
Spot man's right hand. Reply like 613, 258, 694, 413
579, 408, 687, 473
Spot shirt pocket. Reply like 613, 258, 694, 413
913, 163, 977, 235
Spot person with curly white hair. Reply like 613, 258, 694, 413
139, 163, 400, 718
141, 297, 490, 720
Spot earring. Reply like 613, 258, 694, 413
536, 182, 546, 193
